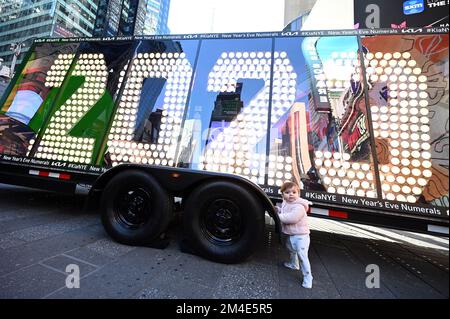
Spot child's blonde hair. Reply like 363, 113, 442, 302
280, 181, 300, 193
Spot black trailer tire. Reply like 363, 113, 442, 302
100, 170, 171, 245
183, 180, 265, 264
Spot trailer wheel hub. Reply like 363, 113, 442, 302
116, 188, 151, 227
203, 199, 243, 244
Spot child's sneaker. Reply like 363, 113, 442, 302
301, 282, 312, 289
283, 262, 300, 270
302, 275, 313, 289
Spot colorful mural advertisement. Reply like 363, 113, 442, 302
0, 43, 79, 156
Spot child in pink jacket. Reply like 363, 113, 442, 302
275, 181, 313, 288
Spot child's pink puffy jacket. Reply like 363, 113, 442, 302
277, 198, 310, 235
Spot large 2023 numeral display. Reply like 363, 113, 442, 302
29, 48, 433, 204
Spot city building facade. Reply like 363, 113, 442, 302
284, 0, 355, 31
284, 0, 317, 27
143, 0, 170, 35
0, 0, 171, 74
0, 0, 98, 67
92, 0, 146, 37
92, 0, 170, 37
0, 59, 10, 99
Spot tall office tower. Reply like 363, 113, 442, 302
284, 0, 317, 30
0, 0, 98, 67
93, 0, 170, 37
93, 0, 144, 36
142, 0, 171, 35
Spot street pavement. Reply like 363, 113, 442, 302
0, 183, 448, 299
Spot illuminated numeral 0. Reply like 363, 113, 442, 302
107, 52, 193, 167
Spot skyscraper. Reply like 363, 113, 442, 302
0, 0, 98, 67
143, 0, 170, 35
0, 59, 10, 99
207, 82, 244, 145
1, 0, 171, 70
92, 0, 146, 37
284, 0, 317, 25
93, 0, 170, 37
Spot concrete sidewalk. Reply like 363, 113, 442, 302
0, 184, 448, 299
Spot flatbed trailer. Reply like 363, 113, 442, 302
0, 28, 448, 263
